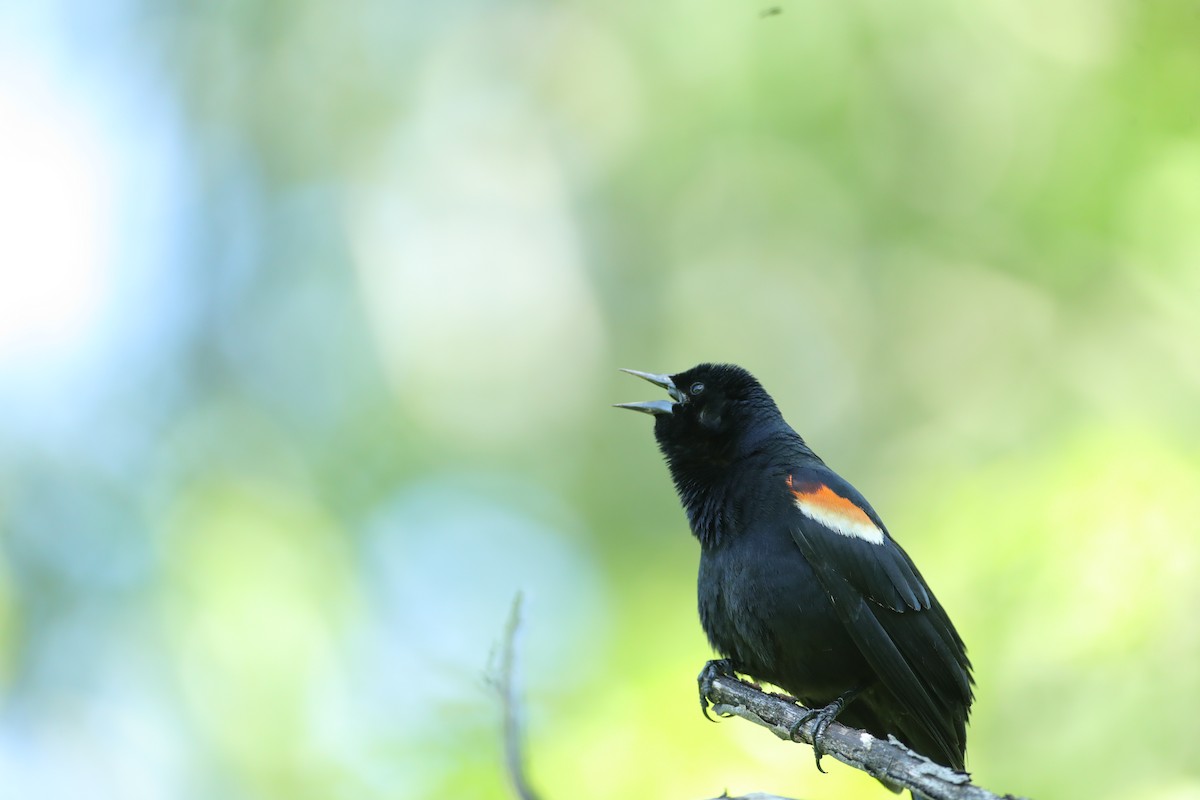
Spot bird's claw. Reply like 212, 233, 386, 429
697, 659, 737, 722
787, 696, 850, 773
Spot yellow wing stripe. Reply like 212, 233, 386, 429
787, 475, 885, 545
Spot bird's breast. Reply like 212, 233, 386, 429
696, 525, 872, 700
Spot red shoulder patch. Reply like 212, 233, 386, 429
787, 475, 884, 545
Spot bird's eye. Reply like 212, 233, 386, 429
690, 382, 705, 395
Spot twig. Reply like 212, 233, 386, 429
487, 603, 1025, 799
703, 674, 1028, 800
489, 592, 543, 800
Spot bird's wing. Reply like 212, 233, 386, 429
786, 468, 972, 767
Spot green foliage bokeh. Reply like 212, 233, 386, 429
1, 1, 1198, 799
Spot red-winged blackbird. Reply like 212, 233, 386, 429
617, 363, 973, 772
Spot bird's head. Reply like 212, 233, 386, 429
616, 363, 785, 466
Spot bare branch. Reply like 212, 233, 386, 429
487, 604, 1025, 800
489, 592, 543, 800
703, 674, 1028, 800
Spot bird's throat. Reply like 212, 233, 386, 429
671, 469, 734, 550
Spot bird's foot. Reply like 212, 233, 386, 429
787, 687, 864, 773
697, 659, 738, 722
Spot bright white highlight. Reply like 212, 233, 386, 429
0, 54, 113, 372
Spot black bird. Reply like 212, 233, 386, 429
617, 363, 973, 772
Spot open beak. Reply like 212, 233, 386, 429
614, 368, 681, 416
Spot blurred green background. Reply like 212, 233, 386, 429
1, 0, 1199, 798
